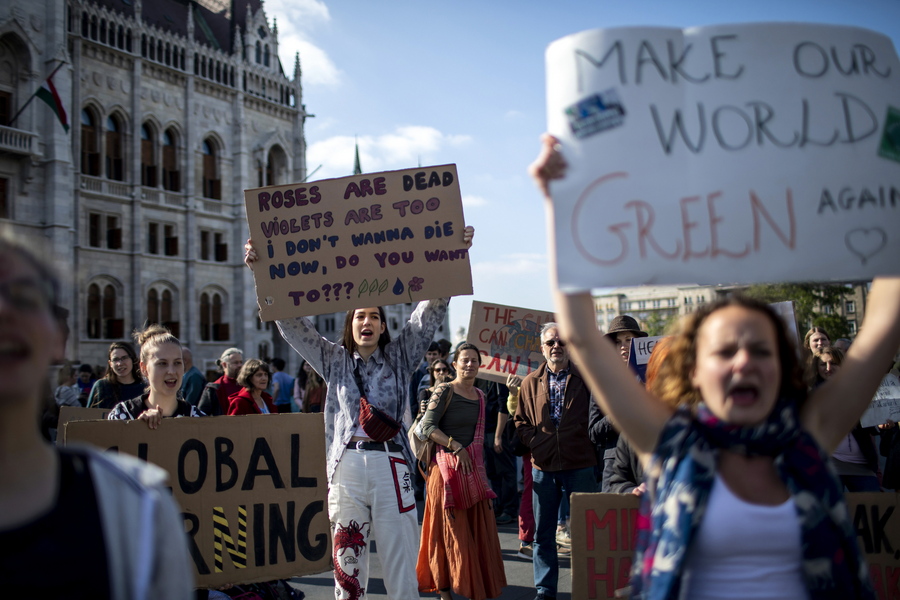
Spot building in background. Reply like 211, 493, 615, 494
1, 0, 307, 377
593, 282, 868, 338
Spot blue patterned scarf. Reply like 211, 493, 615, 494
630, 402, 874, 600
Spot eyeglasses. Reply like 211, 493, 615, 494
543, 339, 566, 348
0, 278, 54, 313
110, 356, 132, 364
432, 367, 449, 373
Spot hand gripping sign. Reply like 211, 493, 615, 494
244, 165, 473, 320
544, 23, 900, 290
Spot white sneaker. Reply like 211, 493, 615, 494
517, 543, 534, 560
555, 526, 571, 547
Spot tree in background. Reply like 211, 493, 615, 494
744, 283, 851, 340
643, 310, 677, 337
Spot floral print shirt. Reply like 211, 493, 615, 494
276, 298, 448, 483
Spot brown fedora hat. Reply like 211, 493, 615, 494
604, 315, 648, 340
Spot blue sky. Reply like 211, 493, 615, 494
262, 0, 900, 338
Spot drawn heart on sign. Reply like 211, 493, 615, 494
845, 228, 887, 265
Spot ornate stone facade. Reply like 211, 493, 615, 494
0, 0, 308, 376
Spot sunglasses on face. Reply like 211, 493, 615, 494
432, 367, 449, 373
543, 339, 566, 348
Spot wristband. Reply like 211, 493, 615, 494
446, 436, 454, 450
452, 446, 463, 456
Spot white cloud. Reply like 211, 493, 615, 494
462, 194, 488, 208
264, 0, 342, 87
307, 127, 473, 180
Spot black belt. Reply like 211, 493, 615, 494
346, 440, 404, 452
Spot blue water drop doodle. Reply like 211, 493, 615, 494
393, 278, 405, 296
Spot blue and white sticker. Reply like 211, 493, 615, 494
565, 88, 626, 139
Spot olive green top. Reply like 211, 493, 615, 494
420, 389, 479, 447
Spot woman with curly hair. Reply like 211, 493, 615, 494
532, 133, 900, 600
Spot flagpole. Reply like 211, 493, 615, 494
8, 60, 68, 129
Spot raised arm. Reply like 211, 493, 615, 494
532, 134, 672, 457
803, 277, 900, 451
244, 238, 337, 379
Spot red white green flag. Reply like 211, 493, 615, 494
35, 74, 68, 133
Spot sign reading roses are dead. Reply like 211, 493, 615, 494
65, 414, 331, 588
244, 165, 473, 320
466, 301, 556, 383
544, 24, 900, 290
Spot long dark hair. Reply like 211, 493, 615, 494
105, 341, 141, 385
428, 358, 452, 387
340, 306, 391, 353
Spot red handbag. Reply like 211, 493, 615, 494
359, 395, 401, 442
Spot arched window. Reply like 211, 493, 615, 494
87, 283, 101, 339
106, 114, 124, 181
140, 123, 156, 187
266, 145, 287, 186
147, 288, 159, 323
212, 293, 226, 340
148, 286, 179, 338
162, 128, 179, 191
87, 282, 123, 339
201, 138, 220, 199
199, 290, 229, 341
200, 292, 211, 341
161, 289, 173, 325
99, 19, 107, 44
81, 108, 100, 175
255, 41, 261, 63
264, 44, 270, 67
90, 15, 98, 40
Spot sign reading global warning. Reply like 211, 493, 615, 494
544, 24, 900, 290
244, 165, 473, 320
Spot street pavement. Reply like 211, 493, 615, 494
286, 500, 572, 600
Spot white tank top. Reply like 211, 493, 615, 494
682, 474, 808, 600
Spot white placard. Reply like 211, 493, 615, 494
861, 373, 900, 428
545, 23, 900, 290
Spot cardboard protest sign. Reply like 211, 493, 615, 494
626, 335, 664, 383
848, 492, 900, 598
544, 24, 900, 291
571, 492, 900, 599
571, 493, 639, 600
64, 414, 330, 588
466, 301, 555, 383
57, 406, 110, 444
861, 374, 900, 428
244, 165, 473, 320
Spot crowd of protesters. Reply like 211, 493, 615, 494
7, 133, 900, 600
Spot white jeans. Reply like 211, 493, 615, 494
329, 446, 419, 600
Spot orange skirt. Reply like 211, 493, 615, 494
416, 461, 507, 600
